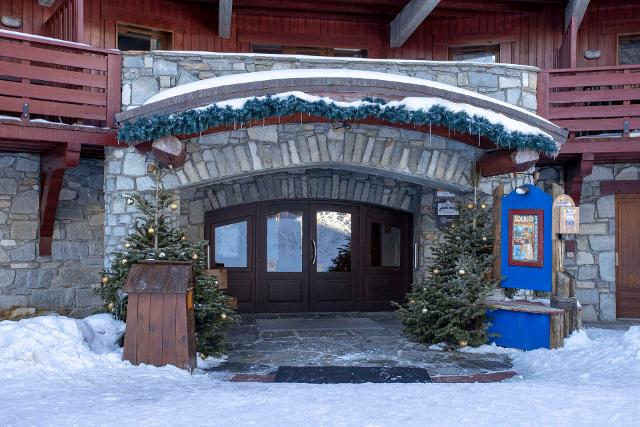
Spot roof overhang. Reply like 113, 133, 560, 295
116, 69, 568, 153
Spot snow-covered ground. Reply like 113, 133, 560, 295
1, 315, 639, 427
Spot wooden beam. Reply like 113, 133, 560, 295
477, 150, 539, 177
565, 152, 594, 206
601, 180, 640, 195
219, 0, 233, 38
390, 0, 440, 48
560, 139, 640, 154
39, 143, 81, 256
565, 0, 590, 31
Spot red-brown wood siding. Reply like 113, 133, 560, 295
2, 1, 640, 69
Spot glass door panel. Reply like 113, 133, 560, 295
214, 220, 248, 268
266, 211, 303, 272
316, 211, 351, 272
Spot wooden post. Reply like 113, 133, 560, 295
492, 184, 504, 284
551, 183, 564, 296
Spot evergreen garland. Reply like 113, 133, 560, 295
98, 168, 236, 357
394, 199, 498, 347
118, 94, 558, 153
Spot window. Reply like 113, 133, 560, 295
214, 221, 248, 268
117, 24, 172, 51
618, 34, 640, 65
252, 44, 367, 58
449, 45, 500, 63
370, 222, 401, 267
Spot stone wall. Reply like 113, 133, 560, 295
0, 154, 104, 317
104, 123, 481, 281
121, 51, 539, 112
561, 163, 638, 322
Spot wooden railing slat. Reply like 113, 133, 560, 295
0, 80, 106, 106
0, 95, 107, 121
0, 40, 107, 71
0, 61, 106, 88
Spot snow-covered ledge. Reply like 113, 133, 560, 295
121, 51, 540, 113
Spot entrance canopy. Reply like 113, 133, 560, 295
115, 69, 567, 155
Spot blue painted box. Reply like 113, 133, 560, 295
487, 301, 565, 350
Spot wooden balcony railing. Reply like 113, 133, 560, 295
0, 29, 121, 129
538, 65, 640, 137
43, 0, 85, 43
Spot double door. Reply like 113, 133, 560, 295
206, 200, 411, 313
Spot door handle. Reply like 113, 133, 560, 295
312, 239, 317, 265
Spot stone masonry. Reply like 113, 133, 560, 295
121, 51, 539, 112
0, 154, 104, 317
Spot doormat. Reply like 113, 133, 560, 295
255, 317, 384, 331
273, 366, 432, 384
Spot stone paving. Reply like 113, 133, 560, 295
211, 312, 514, 379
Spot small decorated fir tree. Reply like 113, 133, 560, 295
396, 198, 497, 347
98, 164, 235, 357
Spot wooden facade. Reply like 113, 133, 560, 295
2, 0, 640, 256
2, 1, 637, 68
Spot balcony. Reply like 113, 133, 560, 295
538, 65, 640, 160
0, 29, 120, 156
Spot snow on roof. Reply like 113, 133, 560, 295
142, 68, 551, 125
200, 90, 554, 144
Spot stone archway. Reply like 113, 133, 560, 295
165, 123, 478, 194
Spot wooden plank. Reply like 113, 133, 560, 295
487, 300, 565, 315
148, 294, 164, 367
601, 180, 640, 194
135, 293, 151, 365
0, 80, 106, 106
219, 0, 233, 38
548, 72, 640, 89
0, 40, 108, 70
175, 295, 189, 370
161, 294, 178, 368
492, 184, 503, 284
106, 52, 121, 128
123, 293, 139, 365
549, 104, 640, 120
549, 87, 640, 104
554, 118, 640, 133
0, 20, 117, 54
390, 0, 441, 48
561, 139, 640, 154
0, 121, 117, 146
0, 61, 106, 88
0, 95, 107, 121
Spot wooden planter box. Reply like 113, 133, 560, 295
123, 261, 196, 372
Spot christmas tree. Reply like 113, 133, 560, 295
395, 196, 497, 347
98, 163, 236, 357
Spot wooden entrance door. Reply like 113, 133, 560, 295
205, 204, 256, 313
257, 201, 310, 313
309, 202, 360, 311
361, 205, 412, 311
206, 200, 411, 313
616, 195, 640, 318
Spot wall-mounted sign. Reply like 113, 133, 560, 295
508, 209, 544, 267
434, 192, 459, 229
553, 194, 580, 234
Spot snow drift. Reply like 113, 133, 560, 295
0, 314, 124, 374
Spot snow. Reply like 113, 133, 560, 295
0, 28, 118, 51
1, 315, 639, 426
156, 50, 538, 70
145, 88, 556, 149
142, 68, 552, 126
